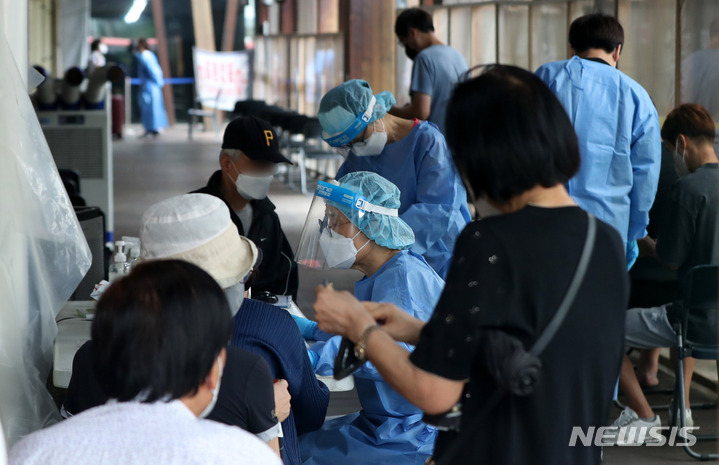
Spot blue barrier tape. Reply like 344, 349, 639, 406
129, 77, 195, 85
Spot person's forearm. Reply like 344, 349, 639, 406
403, 318, 426, 345
267, 437, 280, 457
363, 329, 459, 414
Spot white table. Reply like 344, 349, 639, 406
53, 301, 95, 388
53, 299, 355, 392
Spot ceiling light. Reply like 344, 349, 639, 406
124, 0, 148, 24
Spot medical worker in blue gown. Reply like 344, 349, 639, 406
317, 79, 470, 279
136, 38, 168, 137
293, 171, 442, 465
535, 13, 661, 269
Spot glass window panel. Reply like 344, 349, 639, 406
569, 0, 616, 22
313, 36, 343, 115
680, 0, 719, 121
618, 0, 675, 118
433, 8, 449, 45
449, 7, 472, 66
289, 38, 300, 111
271, 36, 289, 106
269, 5, 281, 35
531, 4, 568, 70
499, 5, 529, 68
253, 37, 267, 101
297, 0, 318, 34
471, 5, 497, 66
302, 37, 318, 115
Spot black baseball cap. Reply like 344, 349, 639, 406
222, 116, 292, 164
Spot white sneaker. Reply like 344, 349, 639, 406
607, 407, 662, 445
668, 403, 694, 428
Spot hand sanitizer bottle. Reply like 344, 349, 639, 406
109, 240, 129, 282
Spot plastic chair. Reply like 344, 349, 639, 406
672, 264, 719, 460
233, 99, 267, 118
188, 89, 221, 140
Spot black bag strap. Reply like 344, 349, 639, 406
434, 212, 597, 465
529, 213, 596, 356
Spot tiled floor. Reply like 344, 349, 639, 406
113, 124, 719, 462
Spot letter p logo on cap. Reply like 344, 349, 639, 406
264, 130, 274, 147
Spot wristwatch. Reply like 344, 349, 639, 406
354, 324, 381, 362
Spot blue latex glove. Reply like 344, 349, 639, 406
307, 349, 319, 370
291, 314, 318, 340
626, 239, 639, 271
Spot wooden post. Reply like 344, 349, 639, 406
191, 0, 216, 51
344, 0, 396, 94
190, 0, 216, 128
222, 0, 240, 51
280, 0, 297, 34
151, 0, 176, 125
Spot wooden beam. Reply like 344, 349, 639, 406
280, 0, 296, 34
339, 0, 349, 81
152, 0, 176, 125
346, 0, 395, 94
191, 0, 216, 51
222, 0, 240, 51
190, 0, 216, 128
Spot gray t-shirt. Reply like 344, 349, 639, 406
656, 163, 719, 279
410, 44, 468, 135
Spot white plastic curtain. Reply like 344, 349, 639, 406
0, 418, 6, 465
59, 0, 90, 70
0, 5, 91, 448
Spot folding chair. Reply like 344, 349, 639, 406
188, 89, 221, 140
672, 264, 719, 460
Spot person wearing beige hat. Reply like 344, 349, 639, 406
192, 115, 298, 300
63, 194, 328, 465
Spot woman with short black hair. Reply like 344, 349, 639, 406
311, 65, 629, 465
10, 260, 281, 465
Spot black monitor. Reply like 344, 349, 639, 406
71, 206, 106, 300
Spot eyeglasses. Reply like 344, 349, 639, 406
318, 213, 352, 237
332, 125, 371, 157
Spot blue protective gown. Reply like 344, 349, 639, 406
335, 122, 471, 279
299, 250, 443, 465
137, 50, 168, 132
536, 57, 661, 257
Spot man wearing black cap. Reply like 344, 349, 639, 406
192, 116, 298, 298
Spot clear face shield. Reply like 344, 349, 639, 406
295, 180, 398, 269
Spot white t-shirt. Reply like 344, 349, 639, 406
87, 50, 106, 74
9, 400, 281, 465
235, 204, 253, 235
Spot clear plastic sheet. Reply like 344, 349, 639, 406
0, 24, 91, 448
0, 418, 5, 465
